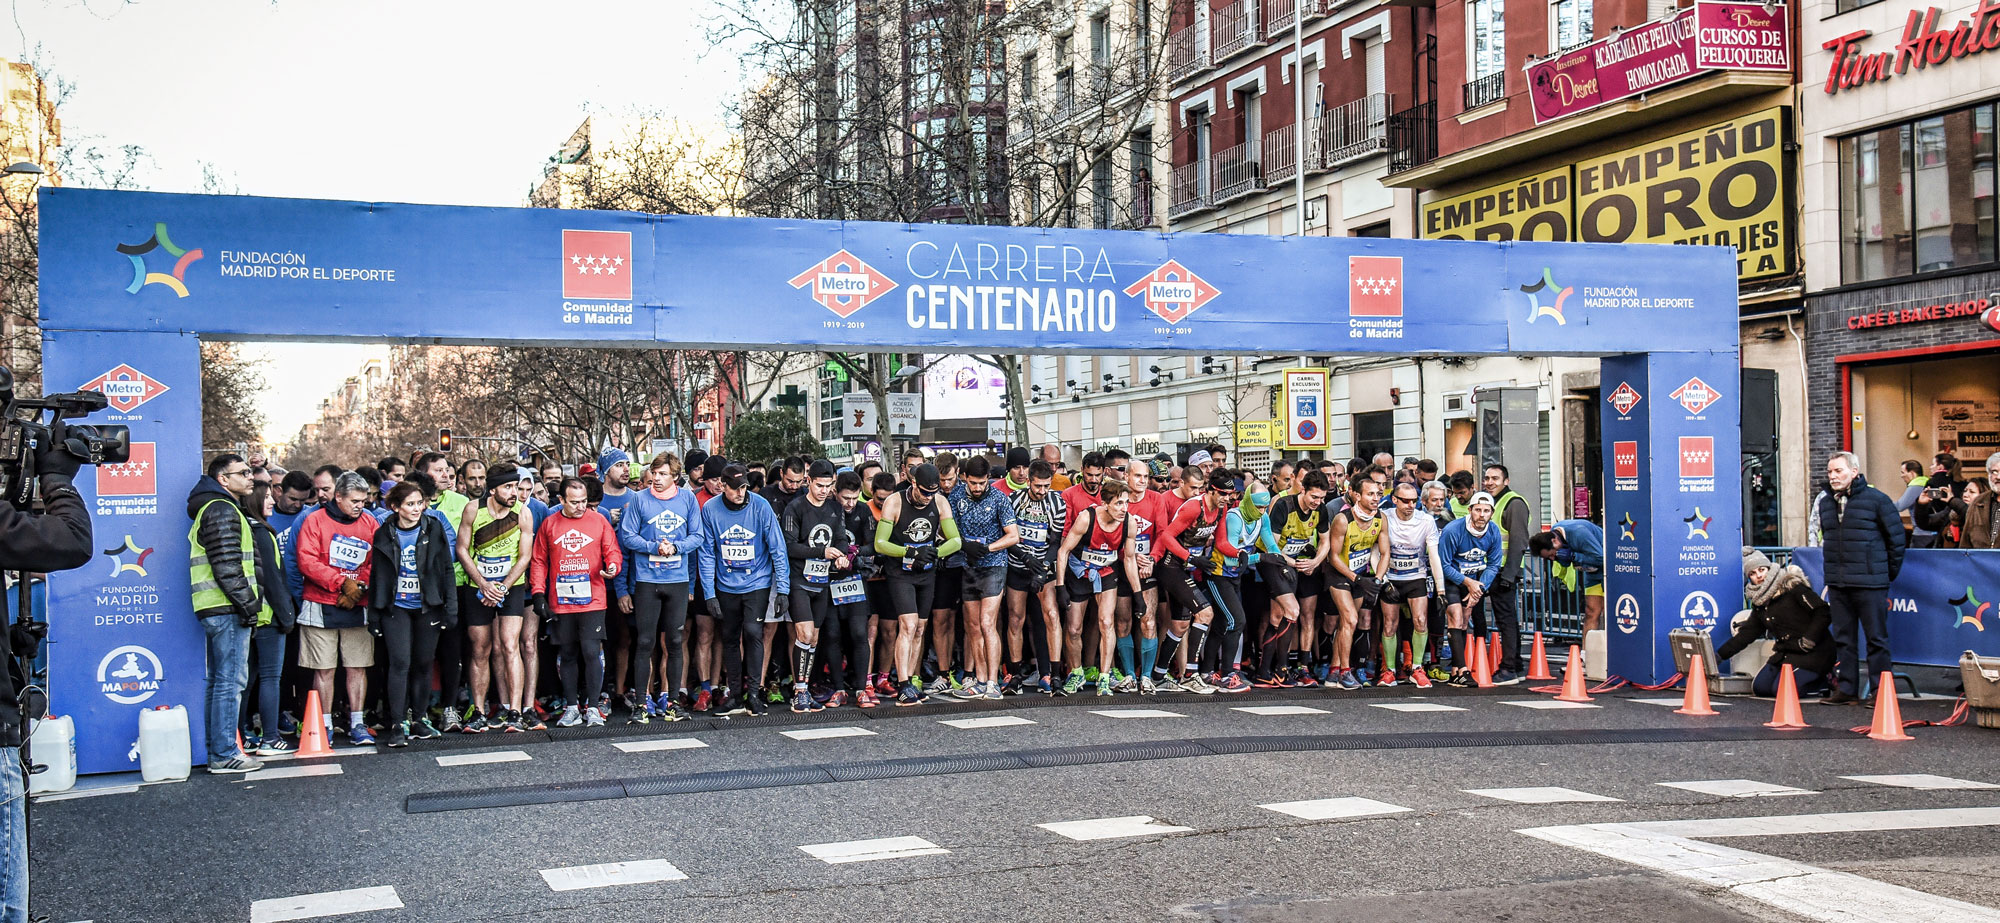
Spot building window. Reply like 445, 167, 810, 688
1550, 0, 1591, 52
1834, 0, 1883, 14
1841, 103, 1996, 284
1058, 161, 1077, 226
818, 366, 849, 442
1093, 159, 1115, 229
1091, 13, 1110, 67
1019, 51, 1036, 102
1353, 410, 1395, 462
1468, 0, 1505, 79
1351, 221, 1391, 237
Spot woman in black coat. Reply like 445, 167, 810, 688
1719, 548, 1834, 697
367, 481, 460, 747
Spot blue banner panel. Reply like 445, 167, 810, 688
40, 188, 1739, 356
1791, 547, 2000, 666
1601, 351, 1744, 683
41, 330, 206, 774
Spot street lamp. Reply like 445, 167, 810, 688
3, 163, 42, 176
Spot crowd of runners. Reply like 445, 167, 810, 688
208, 442, 1599, 756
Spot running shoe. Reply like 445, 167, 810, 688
255, 737, 295, 756
1216, 672, 1253, 693
461, 710, 487, 734
924, 675, 954, 698
628, 705, 651, 725
652, 693, 673, 716
983, 682, 1004, 700
1314, 664, 1333, 685
1060, 671, 1085, 696
1113, 675, 1140, 694
895, 683, 921, 706
1037, 677, 1055, 696
1353, 666, 1373, 686
410, 715, 441, 740
1251, 674, 1286, 689
747, 696, 769, 717
1375, 671, 1397, 688
951, 681, 983, 700
1097, 675, 1115, 696
1138, 676, 1157, 695
585, 706, 607, 727
857, 689, 880, 709
1154, 675, 1186, 694
502, 709, 526, 733
722, 692, 750, 716
1182, 673, 1217, 695
521, 709, 547, 731
765, 682, 786, 705
1427, 666, 1453, 684
692, 689, 713, 714
1410, 669, 1434, 689
874, 676, 899, 697
557, 705, 583, 727
825, 690, 850, 709
439, 709, 463, 734
789, 690, 818, 713
349, 724, 377, 746
206, 755, 264, 774
1287, 671, 1318, 688
242, 733, 263, 753
1083, 666, 1102, 685
384, 723, 409, 748
1339, 670, 1364, 690
623, 689, 644, 713
1492, 669, 1522, 686
662, 703, 692, 722
1002, 674, 1024, 696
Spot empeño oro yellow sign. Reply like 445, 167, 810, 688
1421, 107, 1792, 282
1234, 420, 1275, 449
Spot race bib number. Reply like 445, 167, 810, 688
327, 534, 369, 571
721, 540, 755, 567
1348, 548, 1373, 573
396, 574, 420, 597
1019, 522, 1048, 547
804, 558, 831, 584
902, 542, 931, 572
648, 550, 683, 567
831, 579, 865, 605
1283, 538, 1311, 559
476, 555, 512, 581
555, 572, 591, 603
1134, 535, 1152, 555
1186, 545, 1208, 561
1390, 554, 1420, 575
1459, 560, 1486, 575
1081, 548, 1117, 568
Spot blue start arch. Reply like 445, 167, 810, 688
40, 188, 1741, 772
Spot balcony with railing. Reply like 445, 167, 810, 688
1167, 24, 1211, 84
1212, 0, 1260, 60
1312, 92, 1392, 169
1212, 140, 1263, 204
1168, 159, 1213, 219
1387, 100, 1438, 173
1462, 71, 1505, 110
1121, 178, 1158, 230
1262, 122, 1297, 185
1263, 0, 1298, 38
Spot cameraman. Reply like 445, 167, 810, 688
1, 428, 95, 923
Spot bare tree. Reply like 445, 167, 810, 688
199, 341, 268, 453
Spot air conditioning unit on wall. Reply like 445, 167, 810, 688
1442, 390, 1471, 420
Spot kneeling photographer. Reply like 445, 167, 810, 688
0, 371, 119, 923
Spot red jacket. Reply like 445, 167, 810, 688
529, 509, 623, 614
296, 506, 378, 607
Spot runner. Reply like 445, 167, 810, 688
874, 463, 963, 706
454, 461, 533, 732
1055, 477, 1139, 696
1153, 468, 1244, 695
822, 471, 877, 708
688, 455, 729, 711
458, 458, 487, 502
865, 472, 901, 701
928, 453, 969, 697
948, 456, 1018, 700
1528, 519, 1607, 633
781, 460, 851, 714
530, 477, 623, 728
1255, 470, 1333, 687
997, 446, 1032, 496
595, 448, 640, 714
617, 452, 703, 723
365, 481, 457, 747
294, 472, 379, 744
698, 464, 790, 717
1437, 492, 1503, 686
1323, 474, 1385, 689
1107, 449, 1163, 693
1376, 481, 1445, 688
1207, 478, 1272, 693
1005, 460, 1066, 695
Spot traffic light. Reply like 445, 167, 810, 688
438, 427, 453, 452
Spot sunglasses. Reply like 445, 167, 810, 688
1394, 496, 1416, 504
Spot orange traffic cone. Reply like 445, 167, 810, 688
1555, 645, 1594, 702
296, 689, 335, 757
1488, 631, 1503, 664
1764, 663, 1808, 729
1674, 655, 1718, 715
1471, 636, 1496, 688
1527, 632, 1556, 681
1866, 671, 1913, 741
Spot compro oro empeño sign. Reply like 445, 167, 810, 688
1573, 108, 1793, 282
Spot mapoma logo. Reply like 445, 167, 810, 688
1520, 268, 1572, 325
117, 223, 203, 297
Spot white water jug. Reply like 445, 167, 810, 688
25, 714, 75, 794
137, 704, 191, 782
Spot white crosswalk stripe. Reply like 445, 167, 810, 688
436, 750, 531, 767
1501, 699, 1601, 710
1370, 702, 1467, 712
614, 738, 708, 753
941, 715, 1037, 729
540, 859, 688, 891
1841, 774, 1998, 790
249, 886, 401, 923
782, 726, 877, 740
240, 764, 343, 782
1658, 779, 1817, 798
799, 836, 949, 864
1089, 709, 1186, 718
1465, 786, 1622, 804
1259, 797, 1411, 820
1038, 816, 1193, 840
1231, 705, 1328, 715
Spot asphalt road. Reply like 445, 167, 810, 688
26, 683, 2000, 923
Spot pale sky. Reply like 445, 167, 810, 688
19, 0, 746, 442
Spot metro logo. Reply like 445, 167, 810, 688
1608, 382, 1641, 416
96, 442, 157, 497
561, 230, 633, 301
1348, 256, 1403, 317
1123, 260, 1218, 324
1669, 376, 1720, 416
790, 250, 898, 317
555, 528, 593, 553
1678, 436, 1714, 478
81, 365, 169, 414
1613, 441, 1639, 478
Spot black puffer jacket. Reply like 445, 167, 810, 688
366, 513, 461, 626
1718, 566, 1834, 676
186, 476, 260, 621
1815, 473, 1906, 589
